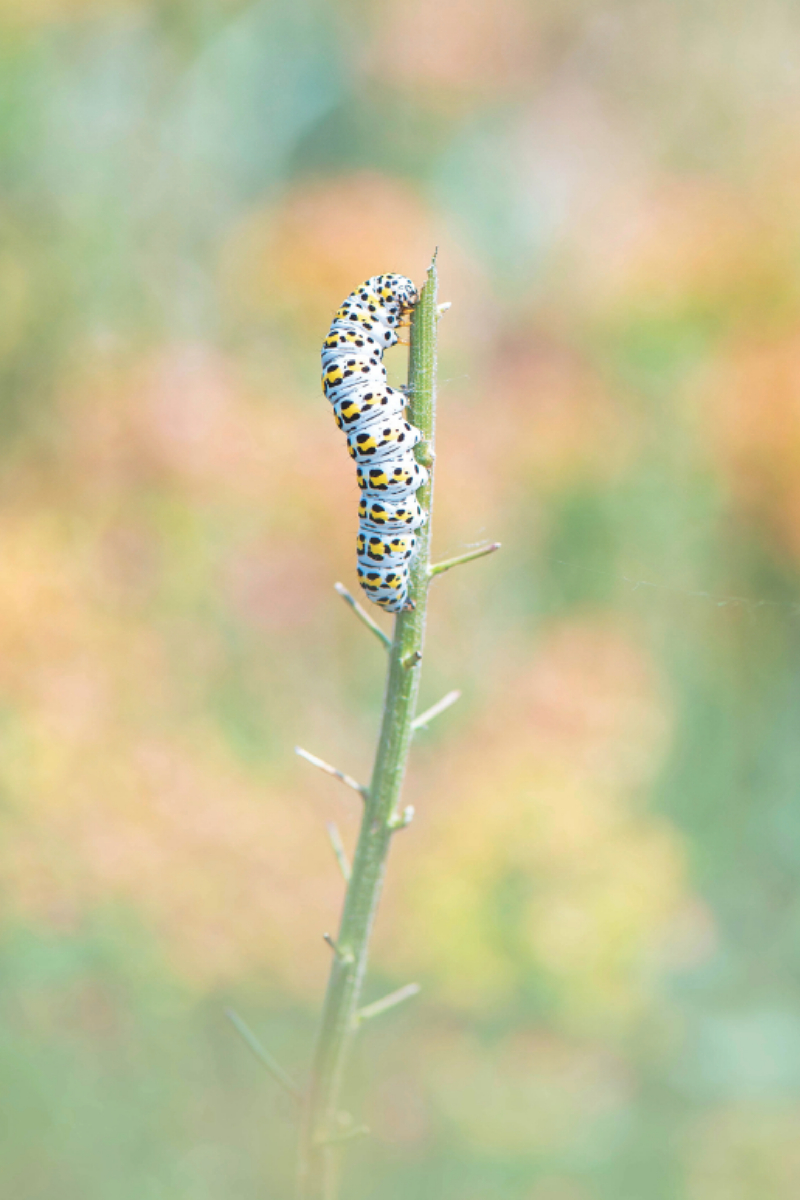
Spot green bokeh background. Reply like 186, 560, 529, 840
3, 2, 800, 1197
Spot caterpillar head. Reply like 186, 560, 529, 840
372, 274, 418, 310
354, 276, 418, 322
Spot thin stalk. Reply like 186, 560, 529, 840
411, 689, 461, 731
226, 1009, 302, 1099
356, 982, 421, 1023
333, 582, 392, 651
297, 254, 439, 1200
429, 541, 501, 576
294, 746, 367, 797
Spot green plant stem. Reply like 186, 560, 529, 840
297, 255, 438, 1200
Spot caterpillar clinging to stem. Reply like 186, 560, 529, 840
321, 274, 426, 612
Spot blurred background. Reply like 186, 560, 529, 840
2, 1, 800, 1197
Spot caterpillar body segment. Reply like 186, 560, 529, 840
330, 308, 398, 348
346, 416, 421, 463
355, 453, 428, 501
357, 495, 427, 532
322, 357, 387, 403
356, 566, 414, 611
357, 530, 418, 568
331, 385, 407, 432
321, 324, 386, 364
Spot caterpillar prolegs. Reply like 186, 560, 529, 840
322, 274, 427, 612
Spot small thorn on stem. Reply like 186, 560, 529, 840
428, 542, 501, 578
402, 650, 422, 670
323, 933, 354, 963
437, 301, 452, 318
355, 983, 421, 1024
411, 689, 461, 731
294, 746, 367, 798
326, 822, 351, 882
334, 582, 392, 651
389, 804, 414, 831
315, 1123, 370, 1147
225, 1008, 302, 1099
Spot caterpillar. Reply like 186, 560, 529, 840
322, 274, 426, 613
